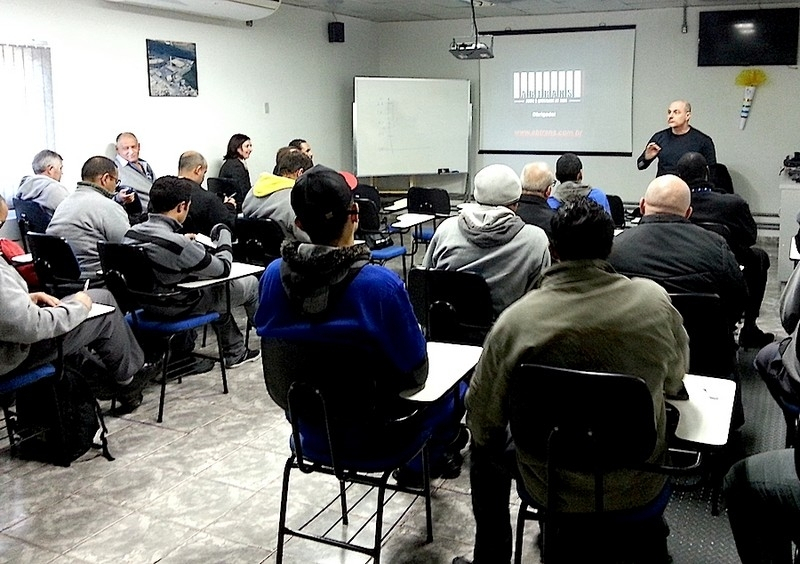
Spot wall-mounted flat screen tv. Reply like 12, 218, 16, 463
698, 8, 799, 66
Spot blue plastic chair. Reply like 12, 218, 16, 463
1, 363, 61, 459
97, 242, 227, 423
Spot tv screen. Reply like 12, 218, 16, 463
698, 8, 799, 67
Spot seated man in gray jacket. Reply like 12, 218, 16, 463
16, 149, 70, 221
0, 196, 153, 413
422, 164, 550, 316
47, 156, 131, 278
123, 176, 260, 369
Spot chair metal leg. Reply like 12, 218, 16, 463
422, 444, 433, 543
212, 325, 229, 394
514, 502, 527, 564
157, 344, 171, 424
373, 475, 388, 564
339, 480, 349, 526
276, 456, 294, 564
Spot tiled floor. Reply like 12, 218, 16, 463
0, 235, 786, 564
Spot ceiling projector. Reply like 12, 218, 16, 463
449, 37, 494, 60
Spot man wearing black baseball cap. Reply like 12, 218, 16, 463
255, 165, 465, 482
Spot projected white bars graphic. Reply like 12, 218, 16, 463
513, 70, 582, 103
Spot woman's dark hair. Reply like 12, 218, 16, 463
551, 197, 614, 261
223, 133, 250, 160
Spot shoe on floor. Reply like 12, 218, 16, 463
226, 348, 261, 369
186, 357, 216, 375
452, 557, 472, 564
738, 326, 775, 349
113, 392, 143, 415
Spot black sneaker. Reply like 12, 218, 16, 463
452, 558, 472, 564
738, 327, 775, 349
226, 349, 261, 369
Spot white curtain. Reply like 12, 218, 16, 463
0, 43, 55, 203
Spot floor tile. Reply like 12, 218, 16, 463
159, 531, 272, 563
0, 533, 61, 564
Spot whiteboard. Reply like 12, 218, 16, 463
354, 77, 471, 177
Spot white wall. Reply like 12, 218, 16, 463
1, 0, 379, 195
376, 6, 800, 215
3, 2, 798, 214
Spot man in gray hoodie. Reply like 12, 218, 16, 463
422, 164, 550, 316
16, 149, 70, 220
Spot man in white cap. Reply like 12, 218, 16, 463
422, 164, 550, 316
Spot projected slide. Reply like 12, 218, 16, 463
480, 27, 635, 155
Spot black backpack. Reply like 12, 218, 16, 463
14, 361, 113, 466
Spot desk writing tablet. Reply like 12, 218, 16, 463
177, 262, 264, 289
87, 303, 115, 319
401, 342, 482, 402
385, 198, 408, 212
391, 213, 435, 230
666, 374, 736, 447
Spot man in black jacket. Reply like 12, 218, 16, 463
676, 152, 772, 348
178, 151, 237, 236
517, 161, 556, 238
609, 174, 747, 329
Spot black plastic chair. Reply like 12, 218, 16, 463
206, 177, 237, 200
13, 198, 52, 234
97, 242, 228, 423
607, 194, 626, 228
26, 232, 94, 296
261, 338, 434, 564
668, 293, 734, 378
355, 197, 407, 278
509, 363, 701, 563
407, 187, 451, 247
407, 267, 494, 345
233, 217, 285, 266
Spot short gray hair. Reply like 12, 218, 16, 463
32, 149, 63, 174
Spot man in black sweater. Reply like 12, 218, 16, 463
178, 151, 237, 236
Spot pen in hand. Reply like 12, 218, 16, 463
83, 279, 90, 292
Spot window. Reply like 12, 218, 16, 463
0, 43, 55, 203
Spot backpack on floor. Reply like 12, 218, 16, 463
14, 359, 113, 466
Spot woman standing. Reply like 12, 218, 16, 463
218, 133, 252, 211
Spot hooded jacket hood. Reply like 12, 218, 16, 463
252, 173, 295, 198
457, 203, 526, 249
279, 240, 371, 317
550, 180, 593, 204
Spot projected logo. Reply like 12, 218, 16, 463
513, 71, 582, 103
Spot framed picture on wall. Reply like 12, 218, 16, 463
146, 39, 198, 97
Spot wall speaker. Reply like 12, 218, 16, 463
328, 22, 345, 43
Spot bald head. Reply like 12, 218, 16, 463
520, 162, 555, 197
641, 175, 692, 218
178, 151, 208, 185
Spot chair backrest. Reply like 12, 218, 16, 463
407, 267, 494, 345
606, 194, 625, 228
695, 221, 732, 242
354, 196, 384, 233
97, 241, 162, 314
353, 183, 382, 214
408, 187, 451, 216
233, 217, 285, 266
262, 338, 381, 420
714, 163, 734, 194
15, 213, 32, 253
13, 198, 51, 233
207, 177, 237, 199
668, 292, 734, 377
27, 232, 82, 285
509, 362, 658, 478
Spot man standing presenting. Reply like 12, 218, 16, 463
637, 100, 717, 179
115, 131, 155, 209
454, 198, 687, 564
